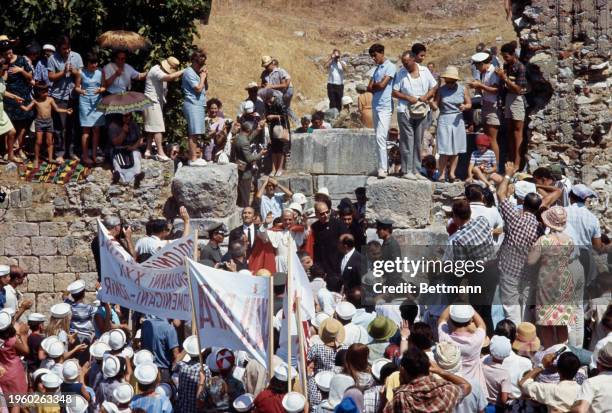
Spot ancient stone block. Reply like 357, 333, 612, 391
172, 164, 238, 218
0, 257, 18, 266
39, 222, 69, 237
315, 175, 368, 198
287, 130, 378, 175
8, 222, 39, 237
365, 177, 433, 229
57, 237, 75, 256
3, 208, 26, 221
27, 273, 54, 292
78, 273, 98, 291
25, 205, 54, 222
67, 255, 90, 273
36, 292, 64, 314
39, 256, 67, 274
31, 237, 58, 256
18, 256, 39, 274
53, 273, 76, 292
4, 237, 32, 256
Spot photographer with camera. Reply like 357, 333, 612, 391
325, 48, 347, 111
232, 120, 268, 207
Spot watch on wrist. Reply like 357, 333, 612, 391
504, 175, 511, 180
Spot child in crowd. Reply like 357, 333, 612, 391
419, 154, 440, 181
20, 82, 73, 167
467, 133, 502, 187
482, 335, 512, 412
295, 115, 312, 133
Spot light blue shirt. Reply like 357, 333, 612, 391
371, 59, 396, 111
181, 66, 206, 106
565, 202, 601, 248
131, 393, 173, 413
141, 316, 179, 370
47, 51, 83, 101
260, 192, 285, 220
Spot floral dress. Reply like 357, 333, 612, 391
4, 55, 33, 122
534, 234, 577, 326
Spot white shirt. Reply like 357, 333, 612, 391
327, 60, 346, 85
135, 235, 169, 257
341, 248, 356, 274
317, 288, 342, 316
392, 66, 437, 113
3, 284, 20, 312
470, 202, 504, 245
565, 202, 601, 248
103, 62, 140, 94
144, 64, 167, 104
521, 378, 580, 412
258, 227, 306, 273
479, 64, 501, 103
501, 352, 532, 398
576, 371, 612, 413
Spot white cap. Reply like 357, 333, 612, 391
273, 363, 297, 382
62, 359, 80, 381
102, 354, 121, 379
0, 311, 12, 331
183, 335, 200, 357
66, 395, 88, 413
514, 181, 537, 200
288, 202, 303, 214
2, 307, 15, 317
233, 393, 255, 412
341, 96, 353, 106
471, 52, 490, 63
312, 312, 330, 329
108, 329, 127, 351
133, 349, 155, 366
335, 301, 356, 321
41, 336, 60, 353
292, 193, 307, 205
50, 303, 71, 318
134, 363, 158, 385
67, 279, 86, 294
47, 340, 65, 358
90, 341, 111, 360
28, 313, 46, 322
101, 401, 120, 413
372, 358, 391, 380
449, 305, 475, 323
314, 370, 334, 392
0, 265, 9, 276
282, 392, 306, 413
243, 100, 255, 114
113, 383, 135, 404
42, 44, 56, 52
490, 335, 512, 360
316, 187, 330, 197
41, 372, 63, 389
99, 332, 111, 345
32, 368, 52, 383
121, 346, 134, 360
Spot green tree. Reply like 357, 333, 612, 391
1, 0, 212, 143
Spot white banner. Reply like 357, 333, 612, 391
187, 258, 271, 367
97, 219, 195, 320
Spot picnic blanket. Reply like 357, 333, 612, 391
19, 160, 90, 184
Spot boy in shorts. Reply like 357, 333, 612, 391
467, 133, 502, 187
21, 82, 72, 168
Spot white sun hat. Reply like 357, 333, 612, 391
108, 329, 127, 351
372, 358, 391, 381
335, 301, 356, 321
233, 393, 255, 412
134, 363, 158, 385
282, 392, 306, 413
66, 395, 88, 413
133, 349, 155, 366
113, 382, 134, 404
47, 340, 65, 358
273, 363, 298, 382
314, 370, 334, 392
102, 355, 121, 379
90, 341, 111, 360
67, 279, 86, 295
183, 335, 200, 357
50, 303, 71, 318
41, 372, 63, 389
62, 359, 80, 381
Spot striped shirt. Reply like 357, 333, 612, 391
470, 149, 497, 169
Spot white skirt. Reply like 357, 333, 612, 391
144, 102, 165, 133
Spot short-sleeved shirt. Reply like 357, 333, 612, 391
576, 372, 612, 413
34, 58, 51, 86
68, 300, 96, 339
501, 352, 532, 398
481, 356, 512, 404
564, 202, 601, 248
144, 64, 168, 104
392, 66, 437, 113
479, 64, 501, 103
470, 148, 497, 169
199, 242, 223, 265
327, 60, 345, 85
93, 306, 120, 338
438, 322, 487, 390
131, 393, 173, 413
182, 66, 206, 106
503, 60, 528, 93
103, 62, 140, 94
371, 59, 396, 111
521, 378, 579, 411
47, 51, 84, 101
262, 67, 291, 91
141, 316, 179, 370
260, 193, 285, 220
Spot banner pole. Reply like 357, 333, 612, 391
191, 229, 199, 338
295, 295, 308, 397
268, 273, 275, 381
185, 257, 205, 374
286, 236, 293, 393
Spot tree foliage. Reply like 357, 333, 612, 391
1, 0, 212, 143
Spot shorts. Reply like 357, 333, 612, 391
35, 117, 54, 133
482, 100, 501, 126
504, 94, 525, 121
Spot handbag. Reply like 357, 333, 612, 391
408, 101, 430, 119
113, 148, 135, 169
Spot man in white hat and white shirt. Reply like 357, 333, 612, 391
335, 301, 369, 345
32, 44, 56, 87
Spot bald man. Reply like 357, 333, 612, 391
311, 201, 349, 278
229, 206, 259, 259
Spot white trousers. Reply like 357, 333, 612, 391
373, 108, 391, 171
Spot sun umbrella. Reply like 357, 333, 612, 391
97, 30, 151, 52
96, 91, 153, 114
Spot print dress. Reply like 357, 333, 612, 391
78, 68, 105, 127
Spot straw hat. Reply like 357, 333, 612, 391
319, 318, 346, 346
160, 57, 180, 74
440, 65, 461, 81
367, 316, 397, 341
512, 322, 541, 353
541, 206, 567, 232
261, 55, 273, 67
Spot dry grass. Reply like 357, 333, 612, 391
197, 0, 515, 117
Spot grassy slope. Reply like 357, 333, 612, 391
197, 0, 515, 117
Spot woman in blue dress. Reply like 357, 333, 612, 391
435, 65, 471, 182
181, 49, 208, 165
75, 51, 106, 166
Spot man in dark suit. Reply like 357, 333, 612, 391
377, 218, 402, 284
229, 206, 258, 260
339, 233, 365, 292
311, 201, 350, 278
232, 120, 267, 207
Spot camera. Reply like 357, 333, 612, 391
0, 189, 6, 204
225, 119, 234, 129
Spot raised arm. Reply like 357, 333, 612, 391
256, 176, 270, 200
497, 161, 517, 200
